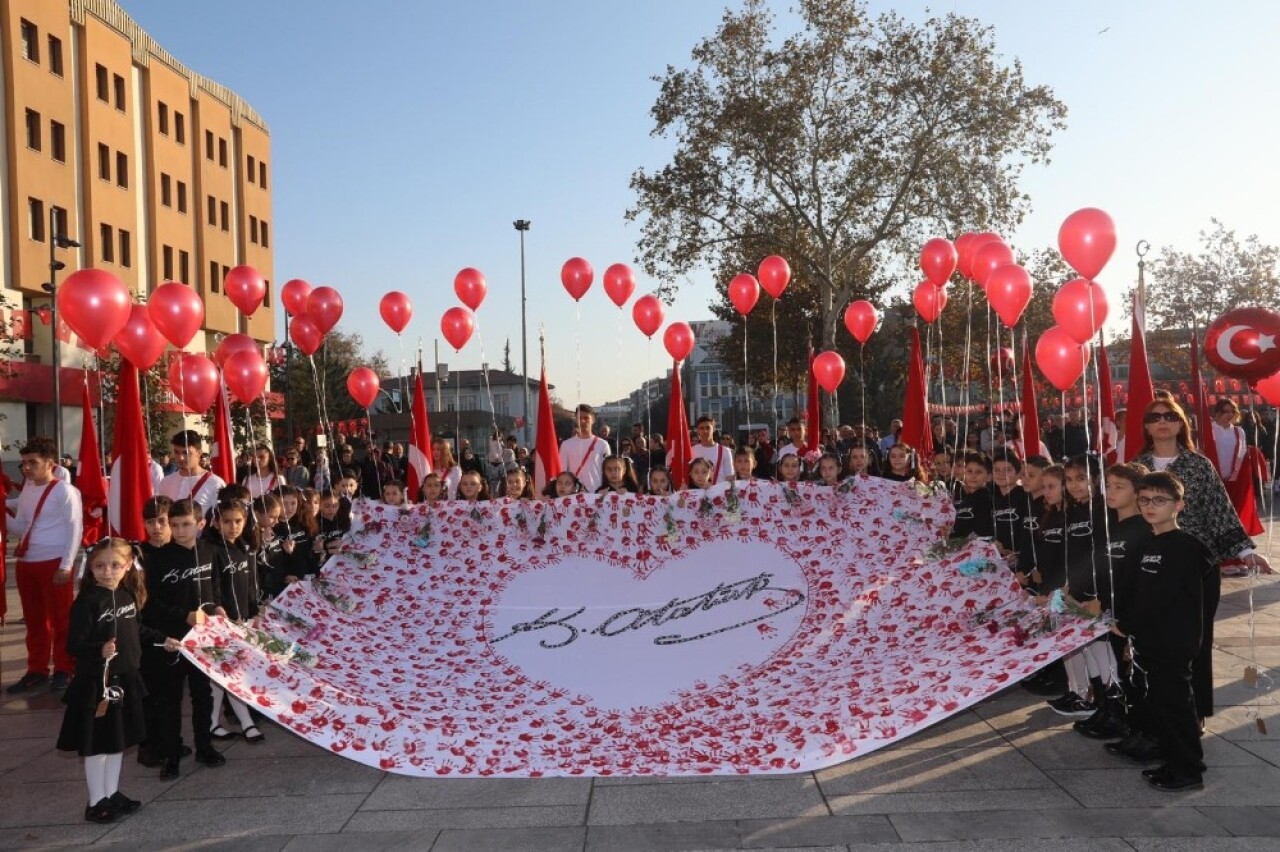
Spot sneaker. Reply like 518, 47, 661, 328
194, 747, 226, 767
1048, 693, 1096, 717
49, 671, 71, 691
84, 798, 117, 824
6, 672, 49, 694
107, 791, 141, 815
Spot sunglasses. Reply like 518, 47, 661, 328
1137, 495, 1175, 507
1143, 411, 1181, 424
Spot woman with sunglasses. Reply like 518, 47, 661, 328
1132, 395, 1271, 727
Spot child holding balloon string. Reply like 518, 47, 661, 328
205, 498, 266, 744
253, 493, 291, 597
314, 488, 351, 568
276, 485, 319, 583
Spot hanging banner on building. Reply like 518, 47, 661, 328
182, 479, 1104, 777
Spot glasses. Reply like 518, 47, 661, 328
1137, 496, 1175, 507
1144, 411, 1181, 424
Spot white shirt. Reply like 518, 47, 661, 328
778, 443, 801, 459
1211, 421, 1246, 481
11, 478, 82, 571
560, 435, 609, 492
244, 471, 281, 499
436, 465, 461, 500
692, 443, 734, 484
159, 469, 227, 514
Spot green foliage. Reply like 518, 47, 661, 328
269, 330, 389, 439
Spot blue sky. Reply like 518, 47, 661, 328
119, 0, 1280, 411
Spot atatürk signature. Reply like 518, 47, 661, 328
492, 571, 805, 649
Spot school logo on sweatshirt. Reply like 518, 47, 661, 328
1068, 521, 1093, 538
1107, 540, 1127, 561
1140, 553, 1162, 573
97, 602, 137, 622
993, 507, 1020, 523
223, 559, 252, 576
161, 563, 213, 584
954, 505, 974, 520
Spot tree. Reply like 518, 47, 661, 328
270, 329, 389, 443
629, 0, 1067, 351
502, 338, 514, 373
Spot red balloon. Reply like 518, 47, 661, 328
920, 238, 958, 288
913, 280, 947, 323
663, 321, 695, 362
347, 366, 381, 409
843, 300, 879, 345
957, 232, 1001, 281
167, 353, 220, 413
307, 286, 344, 334
440, 306, 476, 352
223, 349, 268, 405
728, 273, 760, 316
57, 268, 131, 350
114, 304, 167, 369
1052, 278, 1109, 343
224, 265, 266, 316
280, 279, 313, 316
453, 268, 487, 311
990, 346, 1015, 377
812, 350, 846, 393
214, 333, 259, 369
560, 257, 593, 301
1035, 326, 1092, 391
289, 314, 324, 356
1058, 207, 1116, 280
1257, 370, 1280, 406
632, 294, 664, 338
148, 281, 204, 348
1204, 306, 1280, 382
757, 255, 791, 299
603, 264, 636, 308
971, 241, 1014, 289
379, 291, 413, 334
987, 263, 1033, 328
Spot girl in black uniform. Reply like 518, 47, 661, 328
59, 538, 180, 823
206, 499, 265, 744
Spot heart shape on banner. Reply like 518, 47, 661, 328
488, 540, 808, 711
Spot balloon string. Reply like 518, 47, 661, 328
473, 325, 501, 448
957, 282, 975, 455
575, 301, 583, 409
742, 319, 751, 439
859, 345, 867, 437
397, 334, 407, 415
936, 310, 948, 421
645, 338, 653, 450
618, 312, 625, 446
771, 301, 779, 436
365, 406, 381, 497
307, 354, 338, 474
985, 301, 995, 450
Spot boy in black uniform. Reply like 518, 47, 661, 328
990, 452, 1027, 556
1111, 472, 1208, 791
139, 499, 227, 779
950, 451, 994, 539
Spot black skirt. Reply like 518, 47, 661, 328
56, 669, 148, 756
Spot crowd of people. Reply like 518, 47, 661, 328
4, 388, 1275, 822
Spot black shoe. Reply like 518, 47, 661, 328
6, 672, 49, 694
1141, 765, 1166, 780
107, 791, 141, 815
1147, 771, 1203, 791
1077, 712, 1131, 741
210, 725, 238, 740
180, 744, 193, 758
136, 748, 164, 768
159, 758, 180, 780
1048, 693, 1096, 717
1110, 733, 1163, 763
84, 798, 117, 824
194, 747, 226, 767
49, 671, 71, 691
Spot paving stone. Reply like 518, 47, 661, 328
1000, 726, 1263, 771
1235, 740, 1280, 767
0, 823, 115, 848
1048, 765, 1280, 808
158, 755, 384, 799
883, 712, 1004, 750
95, 835, 293, 851
815, 745, 1052, 795
0, 780, 102, 828
585, 819, 744, 850
1204, 705, 1280, 743
1124, 839, 1280, 851
739, 815, 899, 847
889, 809, 1059, 842
431, 826, 587, 852
1037, 806, 1229, 838
282, 832, 438, 851
840, 843, 1132, 852
93, 793, 365, 844
359, 776, 591, 811
342, 805, 586, 832
0, 737, 52, 773
826, 787, 1078, 815
588, 776, 827, 825
219, 722, 333, 760
0, 710, 61, 739
1195, 806, 1280, 837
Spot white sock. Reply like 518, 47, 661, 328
226, 694, 255, 730
1063, 650, 1089, 698
84, 755, 108, 805
103, 752, 123, 797
1083, 640, 1117, 686
209, 684, 226, 730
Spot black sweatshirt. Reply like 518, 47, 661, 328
207, 531, 260, 621
257, 526, 289, 597
1063, 500, 1108, 601
1120, 528, 1209, 662
1101, 512, 1152, 616
314, 515, 348, 570
67, 585, 167, 675
1017, 504, 1066, 592
991, 485, 1028, 552
141, 540, 221, 638
951, 485, 994, 539
278, 521, 318, 579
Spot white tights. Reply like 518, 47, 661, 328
1063, 650, 1089, 698
84, 752, 122, 805
209, 684, 255, 731
1063, 639, 1120, 699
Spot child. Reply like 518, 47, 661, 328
419, 472, 445, 505
139, 499, 226, 778
775, 453, 804, 485
253, 494, 292, 597
686, 457, 714, 490
381, 480, 407, 506
950, 451, 994, 539
845, 445, 878, 478
812, 453, 843, 486
882, 444, 924, 483
647, 467, 672, 496
58, 538, 180, 823
597, 456, 640, 495
457, 470, 489, 501
314, 489, 350, 568
990, 452, 1027, 555
140, 496, 173, 559
931, 446, 955, 488
547, 471, 583, 499
1111, 472, 1208, 791
503, 467, 535, 499
731, 448, 757, 482
205, 499, 264, 744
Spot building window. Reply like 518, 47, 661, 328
158, 102, 169, 135
259, 161, 267, 188
160, 173, 172, 206
28, 198, 45, 242
47, 36, 62, 75
263, 281, 270, 308
218, 137, 227, 167
99, 224, 114, 263
220, 201, 229, 232
162, 245, 173, 280
95, 64, 108, 101
209, 261, 220, 293
249, 215, 258, 244
97, 143, 110, 180
51, 206, 68, 241
119, 230, 131, 268
20, 19, 38, 63
179, 250, 189, 284
50, 120, 65, 162
260, 221, 269, 248
115, 151, 128, 188
113, 74, 125, 111
177, 181, 187, 213
24, 109, 40, 151
174, 112, 185, 144
205, 130, 214, 160
247, 154, 256, 178
207, 194, 216, 223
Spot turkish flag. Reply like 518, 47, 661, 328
406, 366, 433, 498
532, 365, 562, 496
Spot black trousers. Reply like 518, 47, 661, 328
141, 651, 212, 758
1134, 652, 1204, 778
1193, 568, 1221, 719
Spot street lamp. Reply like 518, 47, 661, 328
40, 208, 80, 458
513, 219, 531, 445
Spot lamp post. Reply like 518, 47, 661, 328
513, 219, 531, 446
40, 208, 80, 458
